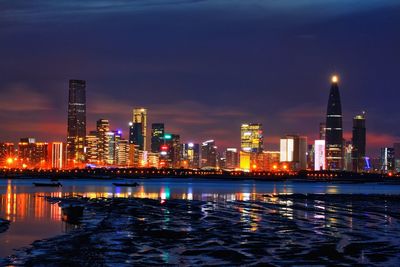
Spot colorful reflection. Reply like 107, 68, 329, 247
0, 181, 62, 223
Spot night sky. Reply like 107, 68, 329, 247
1, 0, 400, 156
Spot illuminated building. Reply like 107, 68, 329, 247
105, 132, 115, 165
116, 139, 130, 166
129, 144, 140, 167
240, 123, 263, 153
344, 141, 353, 171
85, 133, 99, 164
263, 151, 280, 171
239, 151, 250, 171
325, 75, 343, 170
169, 134, 181, 168
138, 150, 148, 167
280, 135, 307, 170
352, 112, 366, 172
67, 79, 86, 164
129, 122, 144, 150
225, 148, 238, 169
18, 138, 48, 168
49, 142, 65, 169
133, 108, 147, 151
0, 143, 15, 167
158, 133, 180, 168
314, 140, 326, 170
148, 152, 159, 168
96, 119, 110, 164
201, 140, 217, 168
380, 147, 394, 173
181, 143, 200, 169
151, 123, 164, 153
280, 138, 294, 162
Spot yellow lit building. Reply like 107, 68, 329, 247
133, 108, 147, 151
240, 123, 263, 153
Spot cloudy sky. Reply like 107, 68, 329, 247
1, 0, 399, 156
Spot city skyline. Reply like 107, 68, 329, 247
0, 75, 395, 158
1, 1, 400, 156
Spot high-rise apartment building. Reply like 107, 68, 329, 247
67, 79, 86, 164
85, 132, 99, 164
116, 139, 130, 166
325, 75, 343, 170
96, 119, 110, 164
133, 108, 147, 151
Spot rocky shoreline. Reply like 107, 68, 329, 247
4, 194, 400, 266
0, 218, 10, 234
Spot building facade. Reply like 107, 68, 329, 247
201, 140, 217, 168
67, 79, 86, 165
151, 123, 165, 153
240, 123, 263, 153
96, 119, 110, 164
352, 112, 366, 172
325, 75, 344, 170
132, 108, 147, 151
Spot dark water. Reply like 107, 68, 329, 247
1, 178, 400, 260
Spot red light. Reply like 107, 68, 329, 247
161, 145, 168, 151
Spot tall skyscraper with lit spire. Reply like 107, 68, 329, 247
325, 75, 343, 170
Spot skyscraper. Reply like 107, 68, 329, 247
151, 123, 165, 153
240, 123, 263, 153
352, 112, 366, 172
96, 119, 110, 164
325, 75, 343, 170
133, 108, 147, 151
129, 122, 144, 150
201, 140, 217, 168
67, 79, 86, 165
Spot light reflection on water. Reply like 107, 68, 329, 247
1, 178, 400, 258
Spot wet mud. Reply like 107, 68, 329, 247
6, 194, 400, 266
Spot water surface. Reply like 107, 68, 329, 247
1, 178, 400, 258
